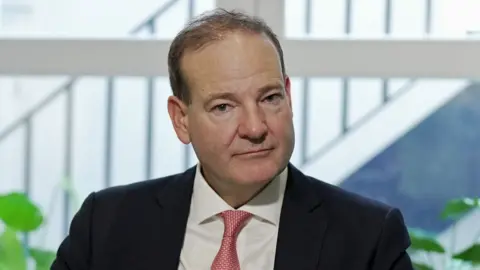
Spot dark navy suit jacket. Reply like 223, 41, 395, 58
51, 164, 414, 270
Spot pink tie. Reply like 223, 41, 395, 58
211, 210, 253, 270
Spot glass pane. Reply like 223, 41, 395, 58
1, 75, 478, 261
285, 0, 480, 38
0, 0, 215, 38
0, 76, 69, 131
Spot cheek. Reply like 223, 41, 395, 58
266, 106, 293, 135
269, 120, 292, 142
191, 115, 238, 151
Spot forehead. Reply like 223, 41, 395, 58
181, 31, 283, 97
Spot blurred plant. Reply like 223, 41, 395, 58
408, 197, 480, 270
0, 177, 79, 270
0, 192, 56, 270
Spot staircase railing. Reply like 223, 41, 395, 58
0, 0, 186, 241
0, 0, 182, 144
298, 0, 432, 167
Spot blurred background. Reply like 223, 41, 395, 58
0, 0, 479, 269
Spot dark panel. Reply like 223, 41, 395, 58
340, 83, 480, 233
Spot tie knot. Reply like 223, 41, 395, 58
219, 210, 252, 237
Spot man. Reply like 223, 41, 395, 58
51, 8, 414, 270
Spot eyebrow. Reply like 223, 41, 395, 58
204, 92, 237, 105
204, 81, 284, 105
258, 81, 284, 96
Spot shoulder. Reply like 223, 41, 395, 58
301, 172, 406, 234
73, 169, 193, 248
302, 173, 410, 250
75, 172, 182, 227
310, 175, 393, 216
301, 173, 412, 265
90, 169, 188, 209
296, 172, 412, 266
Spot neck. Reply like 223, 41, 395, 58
200, 166, 272, 208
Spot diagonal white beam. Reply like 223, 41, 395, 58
1, 38, 480, 78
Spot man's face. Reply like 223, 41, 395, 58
168, 31, 295, 186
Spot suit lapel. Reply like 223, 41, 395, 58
151, 166, 196, 269
274, 165, 329, 270
104, 166, 195, 270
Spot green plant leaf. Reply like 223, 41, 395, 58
29, 247, 56, 270
412, 262, 434, 270
0, 227, 27, 270
0, 262, 9, 270
0, 192, 43, 232
453, 244, 480, 265
441, 197, 480, 220
408, 228, 445, 253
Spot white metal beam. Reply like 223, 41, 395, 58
1, 38, 480, 78
215, 0, 257, 15
256, 0, 285, 37
0, 39, 171, 77
282, 39, 480, 78
215, 0, 285, 35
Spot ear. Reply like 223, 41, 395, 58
284, 75, 292, 110
167, 96, 191, 144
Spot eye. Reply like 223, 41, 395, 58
263, 93, 283, 103
212, 103, 232, 113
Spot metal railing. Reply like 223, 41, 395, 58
299, 0, 433, 166
0, 0, 187, 242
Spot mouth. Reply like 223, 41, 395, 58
234, 148, 274, 158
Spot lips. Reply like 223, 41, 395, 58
235, 148, 273, 156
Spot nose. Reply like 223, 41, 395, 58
238, 106, 268, 141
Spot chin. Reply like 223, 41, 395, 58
230, 158, 283, 185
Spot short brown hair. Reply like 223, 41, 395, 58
167, 8, 286, 103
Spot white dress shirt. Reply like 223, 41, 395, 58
178, 164, 288, 270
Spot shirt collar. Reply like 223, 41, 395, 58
189, 164, 288, 226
